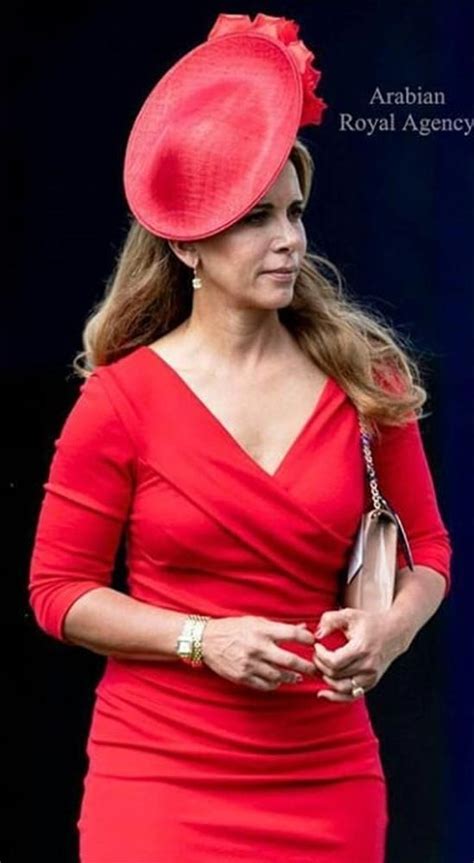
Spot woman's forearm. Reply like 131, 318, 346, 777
386, 565, 447, 653
62, 587, 189, 661
61, 567, 447, 663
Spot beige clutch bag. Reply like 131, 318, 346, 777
344, 414, 414, 613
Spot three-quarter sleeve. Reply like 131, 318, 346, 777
28, 370, 136, 642
371, 417, 452, 596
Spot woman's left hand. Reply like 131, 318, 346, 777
312, 607, 409, 702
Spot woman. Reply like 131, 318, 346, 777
28, 13, 451, 863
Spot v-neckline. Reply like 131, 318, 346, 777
139, 345, 335, 481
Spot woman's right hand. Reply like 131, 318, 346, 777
201, 615, 317, 691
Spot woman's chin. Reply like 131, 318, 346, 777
264, 288, 294, 308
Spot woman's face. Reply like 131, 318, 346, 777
191, 159, 307, 310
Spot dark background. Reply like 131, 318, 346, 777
5, 1, 473, 861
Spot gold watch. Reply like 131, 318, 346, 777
176, 615, 211, 667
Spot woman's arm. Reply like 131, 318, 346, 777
29, 370, 145, 646
63, 587, 319, 690
30, 371, 198, 664
62, 586, 186, 661
312, 411, 452, 701
385, 563, 446, 654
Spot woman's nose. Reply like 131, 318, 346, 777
272, 218, 302, 250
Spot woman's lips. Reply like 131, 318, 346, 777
261, 271, 296, 281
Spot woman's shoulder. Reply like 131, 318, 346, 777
94, 330, 185, 379
71, 347, 157, 451
89, 345, 155, 392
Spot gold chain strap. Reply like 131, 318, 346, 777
357, 414, 388, 512
357, 414, 415, 570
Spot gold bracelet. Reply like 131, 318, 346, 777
190, 618, 209, 666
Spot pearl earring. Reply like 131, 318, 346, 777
192, 266, 202, 290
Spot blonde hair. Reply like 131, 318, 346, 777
72, 138, 429, 435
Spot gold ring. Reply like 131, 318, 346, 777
351, 677, 365, 698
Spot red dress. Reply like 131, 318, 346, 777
29, 346, 451, 863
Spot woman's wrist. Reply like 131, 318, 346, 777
176, 614, 212, 666
383, 605, 417, 656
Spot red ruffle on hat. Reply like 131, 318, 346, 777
123, 13, 327, 241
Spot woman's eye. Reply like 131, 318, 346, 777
244, 211, 267, 224
290, 208, 304, 220
243, 208, 304, 225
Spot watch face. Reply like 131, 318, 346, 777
177, 638, 193, 654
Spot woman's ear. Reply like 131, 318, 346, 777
167, 240, 198, 269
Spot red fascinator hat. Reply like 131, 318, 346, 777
123, 13, 327, 241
